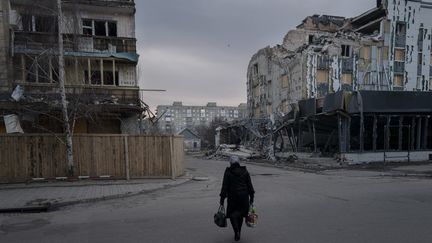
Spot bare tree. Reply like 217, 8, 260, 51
57, 0, 74, 176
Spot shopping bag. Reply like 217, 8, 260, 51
214, 205, 227, 228
246, 205, 258, 227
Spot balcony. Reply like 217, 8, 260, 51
9, 83, 141, 107
395, 35, 406, 48
394, 61, 405, 74
14, 32, 137, 54
317, 56, 329, 70
341, 58, 353, 73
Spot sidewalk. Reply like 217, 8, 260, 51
0, 177, 191, 212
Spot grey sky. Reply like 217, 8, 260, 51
135, 0, 374, 111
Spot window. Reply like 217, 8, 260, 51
341, 45, 351, 57
82, 19, 117, 37
395, 49, 405, 62
253, 64, 258, 75
84, 70, 101, 85
316, 70, 329, 84
22, 15, 58, 33
341, 74, 353, 85
394, 75, 404, 87
82, 19, 93, 35
108, 22, 117, 37
396, 22, 406, 36
94, 21, 107, 36
308, 35, 314, 44
103, 71, 119, 86
280, 75, 289, 89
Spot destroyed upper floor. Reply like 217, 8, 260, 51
247, 0, 432, 119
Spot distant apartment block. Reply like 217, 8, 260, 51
157, 102, 247, 133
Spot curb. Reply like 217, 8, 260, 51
0, 176, 192, 190
0, 178, 192, 214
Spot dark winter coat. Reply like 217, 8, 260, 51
219, 163, 255, 218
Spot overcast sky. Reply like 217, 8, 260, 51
135, 0, 374, 111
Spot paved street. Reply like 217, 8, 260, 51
1, 157, 432, 243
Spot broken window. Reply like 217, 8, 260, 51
108, 22, 117, 37
83, 19, 118, 37
94, 21, 107, 36
253, 64, 258, 75
35, 16, 57, 33
24, 56, 37, 83
82, 19, 93, 35
22, 14, 33, 32
103, 71, 119, 86
418, 53, 423, 76
308, 35, 314, 44
396, 22, 406, 36
37, 57, 50, 83
418, 28, 424, 53
341, 45, 351, 57
22, 15, 58, 33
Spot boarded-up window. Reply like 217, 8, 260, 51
394, 75, 403, 87
341, 74, 352, 85
395, 49, 405, 61
280, 75, 289, 89
316, 70, 329, 84
360, 46, 370, 60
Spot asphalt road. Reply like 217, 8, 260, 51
1, 157, 432, 243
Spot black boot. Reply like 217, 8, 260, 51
234, 231, 240, 241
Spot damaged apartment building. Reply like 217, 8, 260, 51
0, 0, 142, 134
242, 0, 432, 163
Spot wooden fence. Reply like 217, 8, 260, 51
0, 134, 184, 183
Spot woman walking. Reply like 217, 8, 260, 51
220, 156, 255, 241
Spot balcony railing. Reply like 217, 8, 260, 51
14, 32, 137, 54
8, 83, 141, 106
394, 61, 405, 74
341, 58, 353, 73
395, 35, 406, 48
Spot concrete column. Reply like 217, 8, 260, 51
100, 59, 104, 85
372, 115, 377, 152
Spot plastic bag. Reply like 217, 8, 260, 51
246, 205, 258, 228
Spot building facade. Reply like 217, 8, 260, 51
245, 0, 432, 163
248, 0, 432, 119
0, 0, 141, 134
157, 102, 247, 133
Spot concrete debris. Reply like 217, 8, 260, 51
209, 144, 260, 160
11, 85, 24, 102
242, 0, 432, 165
3, 114, 24, 134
